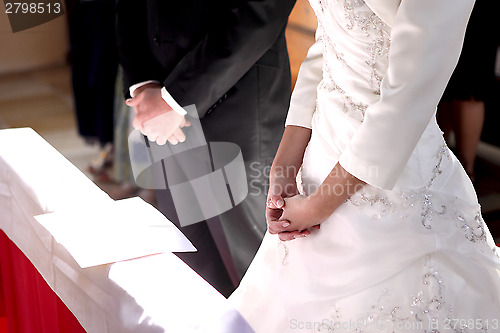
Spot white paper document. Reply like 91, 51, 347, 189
35, 197, 196, 268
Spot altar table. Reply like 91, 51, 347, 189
0, 128, 253, 333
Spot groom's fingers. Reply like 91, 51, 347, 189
167, 135, 179, 145
126, 97, 138, 107
180, 118, 191, 128
172, 127, 186, 143
164, 128, 186, 146
156, 136, 168, 145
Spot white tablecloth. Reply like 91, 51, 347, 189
0, 127, 253, 333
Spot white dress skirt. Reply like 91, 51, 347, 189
229, 0, 500, 332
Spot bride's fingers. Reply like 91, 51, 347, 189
268, 218, 290, 234
266, 207, 282, 219
278, 231, 297, 242
265, 207, 283, 229
279, 230, 310, 242
267, 194, 284, 209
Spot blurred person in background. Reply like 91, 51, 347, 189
67, 0, 118, 180
438, 0, 499, 183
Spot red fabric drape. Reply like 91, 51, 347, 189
0, 319, 7, 333
0, 230, 86, 333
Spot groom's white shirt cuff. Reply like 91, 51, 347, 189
129, 81, 188, 116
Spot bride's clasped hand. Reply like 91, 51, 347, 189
267, 194, 324, 241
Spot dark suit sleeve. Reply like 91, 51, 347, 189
163, 0, 296, 118
115, 0, 166, 97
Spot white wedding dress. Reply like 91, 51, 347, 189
229, 0, 500, 332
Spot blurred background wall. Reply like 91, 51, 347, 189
0, 8, 68, 74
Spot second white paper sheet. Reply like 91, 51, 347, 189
35, 197, 196, 268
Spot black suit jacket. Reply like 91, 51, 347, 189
116, 0, 295, 161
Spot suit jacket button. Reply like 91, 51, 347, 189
154, 34, 161, 46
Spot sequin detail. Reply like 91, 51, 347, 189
318, 256, 491, 332
358, 258, 452, 332
347, 144, 490, 249
341, 0, 391, 95
311, 0, 392, 122
318, 79, 368, 119
278, 240, 289, 266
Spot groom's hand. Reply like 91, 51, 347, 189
126, 86, 189, 145
161, 120, 192, 145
